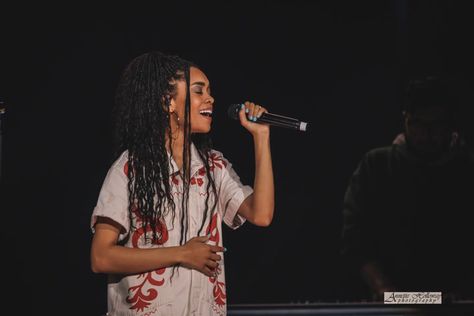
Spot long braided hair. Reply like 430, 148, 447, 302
114, 51, 218, 247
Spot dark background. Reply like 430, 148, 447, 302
1, 1, 474, 314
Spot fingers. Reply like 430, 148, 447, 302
251, 103, 266, 121
210, 253, 222, 261
203, 266, 214, 277
206, 260, 219, 269
242, 101, 267, 122
190, 235, 210, 243
188, 236, 224, 254
246, 101, 257, 121
184, 235, 225, 277
210, 245, 225, 253
238, 103, 249, 123
201, 260, 220, 277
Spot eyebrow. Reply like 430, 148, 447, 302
191, 81, 208, 87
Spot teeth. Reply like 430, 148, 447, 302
199, 109, 213, 116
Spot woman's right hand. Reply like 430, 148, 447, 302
180, 236, 224, 277
239, 101, 270, 137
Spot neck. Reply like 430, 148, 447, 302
166, 130, 185, 170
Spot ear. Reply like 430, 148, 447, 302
162, 94, 176, 113
169, 99, 176, 113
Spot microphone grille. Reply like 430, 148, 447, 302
227, 103, 242, 120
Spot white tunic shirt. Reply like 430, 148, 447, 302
91, 144, 253, 316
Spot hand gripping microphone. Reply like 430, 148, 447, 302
227, 103, 308, 132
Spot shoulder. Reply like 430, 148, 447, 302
209, 149, 230, 167
110, 150, 129, 178
361, 146, 395, 165
209, 149, 225, 159
365, 146, 393, 159
208, 149, 239, 182
352, 146, 401, 175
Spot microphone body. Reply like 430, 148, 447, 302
227, 104, 308, 132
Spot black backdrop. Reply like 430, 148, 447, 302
1, 1, 474, 314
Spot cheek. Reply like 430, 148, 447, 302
189, 113, 206, 129
189, 115, 212, 133
190, 112, 200, 125
190, 94, 202, 107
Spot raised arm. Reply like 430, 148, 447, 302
235, 102, 275, 227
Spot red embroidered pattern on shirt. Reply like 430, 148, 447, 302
130, 205, 169, 247
126, 268, 166, 312
170, 153, 227, 187
127, 205, 169, 312
190, 176, 204, 186
209, 268, 226, 307
208, 152, 228, 170
206, 212, 220, 245
143, 308, 158, 316
206, 212, 227, 311
124, 161, 129, 176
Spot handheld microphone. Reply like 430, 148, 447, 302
227, 103, 308, 132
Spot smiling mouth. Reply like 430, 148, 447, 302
199, 109, 213, 117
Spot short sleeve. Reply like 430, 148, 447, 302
90, 153, 130, 241
216, 153, 253, 229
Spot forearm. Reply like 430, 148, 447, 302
92, 244, 184, 275
250, 132, 274, 225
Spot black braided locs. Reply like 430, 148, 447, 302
115, 51, 186, 244
113, 51, 218, 251
194, 134, 218, 236
179, 65, 192, 247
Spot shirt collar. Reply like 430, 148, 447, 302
168, 142, 205, 177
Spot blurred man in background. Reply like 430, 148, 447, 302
341, 76, 474, 302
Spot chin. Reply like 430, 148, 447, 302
192, 126, 212, 134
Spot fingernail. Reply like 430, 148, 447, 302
207, 233, 211, 238
240, 104, 244, 109
249, 115, 253, 120
224, 247, 227, 252
253, 117, 257, 122
245, 108, 249, 113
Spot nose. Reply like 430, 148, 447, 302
207, 94, 215, 105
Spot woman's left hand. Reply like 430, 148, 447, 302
238, 101, 270, 136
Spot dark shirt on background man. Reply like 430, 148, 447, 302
341, 76, 474, 301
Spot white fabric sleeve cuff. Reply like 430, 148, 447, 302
223, 185, 253, 229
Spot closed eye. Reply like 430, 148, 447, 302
191, 81, 210, 96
